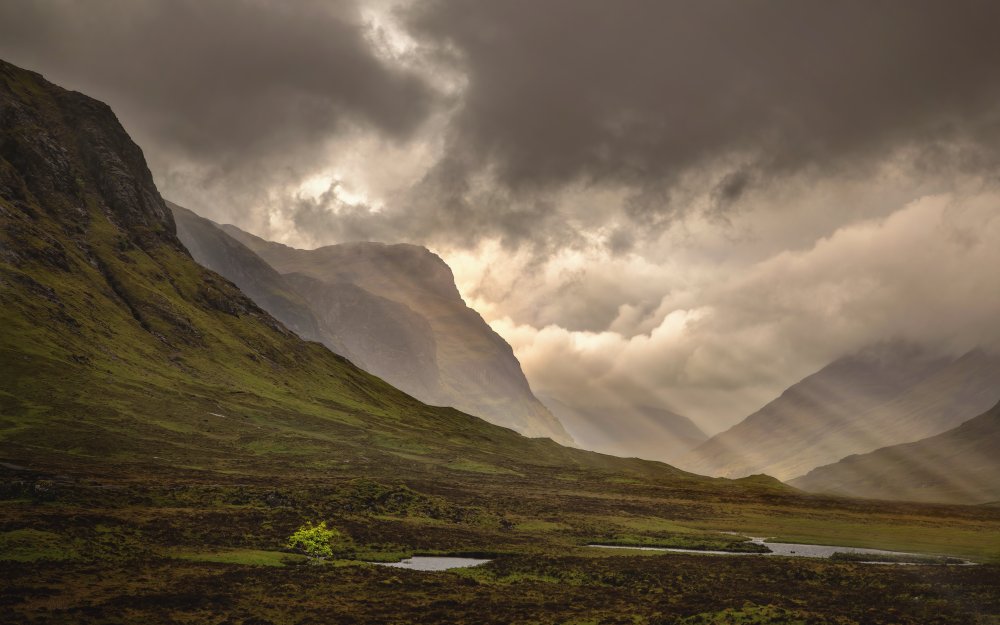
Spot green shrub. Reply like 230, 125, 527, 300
286, 521, 341, 558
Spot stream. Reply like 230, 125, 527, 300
589, 537, 974, 564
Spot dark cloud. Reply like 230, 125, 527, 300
409, 0, 1000, 214
712, 170, 753, 210
6, 0, 1000, 250
605, 228, 635, 256
0, 0, 436, 165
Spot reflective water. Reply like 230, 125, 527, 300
373, 556, 491, 571
588, 537, 970, 564
589, 544, 744, 556
745, 537, 909, 559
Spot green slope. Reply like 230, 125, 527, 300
0, 58, 682, 482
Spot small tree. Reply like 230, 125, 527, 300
287, 521, 340, 558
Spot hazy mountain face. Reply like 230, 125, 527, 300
282, 272, 444, 403
790, 402, 1000, 505
169, 202, 341, 352
171, 204, 441, 401
540, 394, 705, 465
678, 344, 1000, 481
193, 224, 574, 444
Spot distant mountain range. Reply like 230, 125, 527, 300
171, 204, 571, 444
678, 343, 1000, 482
790, 401, 1000, 504
540, 394, 706, 465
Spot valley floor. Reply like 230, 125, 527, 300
2, 462, 999, 625
6, 554, 1000, 625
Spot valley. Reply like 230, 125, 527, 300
1, 53, 999, 625
3, 454, 1000, 623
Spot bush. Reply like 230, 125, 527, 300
286, 521, 341, 558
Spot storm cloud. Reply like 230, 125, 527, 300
5, 0, 1000, 243
0, 0, 436, 151
0, 0, 440, 229
3, 1, 1000, 434
407, 0, 1000, 224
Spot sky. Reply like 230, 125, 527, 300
3, 0, 1000, 435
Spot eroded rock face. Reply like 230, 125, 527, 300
1, 61, 246, 343
0, 61, 173, 243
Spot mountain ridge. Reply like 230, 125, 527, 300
678, 343, 1000, 481
218, 222, 573, 444
789, 401, 1000, 504
169, 202, 341, 353
171, 203, 441, 400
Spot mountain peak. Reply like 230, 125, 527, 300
0, 61, 174, 242
182, 216, 572, 444
219, 225, 463, 303
3, 57, 582, 475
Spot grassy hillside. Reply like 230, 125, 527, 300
0, 59, 613, 479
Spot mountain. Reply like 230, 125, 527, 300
0, 59, 612, 479
172, 203, 460, 408
280, 271, 442, 401
217, 224, 572, 444
171, 203, 434, 392
169, 202, 339, 354
789, 401, 1000, 504
678, 343, 1000, 481
540, 394, 707, 464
